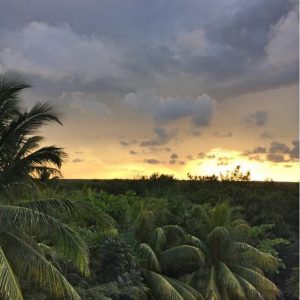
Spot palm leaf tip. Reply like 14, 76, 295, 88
0, 246, 24, 300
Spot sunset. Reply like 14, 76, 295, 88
0, 1, 299, 299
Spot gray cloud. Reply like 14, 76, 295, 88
72, 158, 84, 163
0, 22, 123, 82
0, 0, 297, 100
267, 153, 285, 163
140, 127, 177, 147
289, 140, 299, 159
170, 153, 178, 159
120, 140, 138, 147
261, 131, 274, 139
245, 140, 299, 163
214, 131, 232, 138
245, 111, 268, 126
124, 90, 214, 127
269, 141, 290, 153
144, 158, 161, 165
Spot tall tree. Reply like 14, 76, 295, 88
0, 73, 66, 189
186, 203, 281, 300
0, 73, 90, 299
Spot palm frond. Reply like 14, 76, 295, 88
232, 242, 280, 272
140, 243, 161, 272
206, 266, 221, 300
164, 277, 205, 300
0, 102, 62, 150
0, 232, 80, 300
149, 227, 167, 253
235, 274, 264, 300
187, 235, 209, 257
145, 271, 183, 300
19, 198, 96, 222
0, 205, 89, 276
134, 210, 157, 242
0, 246, 23, 300
217, 262, 245, 299
162, 225, 186, 245
160, 245, 204, 275
232, 265, 280, 300
15, 136, 44, 159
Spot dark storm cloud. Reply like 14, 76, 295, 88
0, 0, 297, 102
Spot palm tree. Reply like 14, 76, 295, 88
139, 225, 205, 300
0, 73, 66, 189
0, 73, 90, 299
185, 203, 281, 300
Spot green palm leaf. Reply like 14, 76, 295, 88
206, 266, 221, 300
217, 262, 245, 299
146, 271, 183, 300
140, 243, 161, 272
0, 205, 89, 275
160, 245, 204, 275
0, 246, 23, 300
164, 277, 205, 300
235, 274, 264, 300
0, 232, 80, 300
149, 227, 167, 253
232, 265, 280, 300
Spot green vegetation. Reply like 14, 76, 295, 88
0, 74, 298, 299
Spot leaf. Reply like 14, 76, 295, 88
0, 232, 80, 300
160, 245, 204, 275
0, 246, 23, 300
140, 243, 161, 272
0, 205, 89, 276
146, 271, 184, 300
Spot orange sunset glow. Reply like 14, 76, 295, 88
1, 0, 299, 182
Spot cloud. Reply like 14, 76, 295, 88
144, 158, 161, 165
245, 140, 298, 162
59, 92, 111, 114
265, 7, 299, 69
261, 131, 273, 139
124, 90, 214, 127
191, 130, 202, 136
72, 158, 84, 163
0, 22, 122, 82
214, 131, 232, 138
130, 150, 137, 155
245, 111, 268, 126
140, 127, 177, 147
289, 140, 299, 159
170, 153, 178, 159
120, 140, 138, 146
269, 141, 290, 153
176, 29, 209, 56
267, 153, 285, 163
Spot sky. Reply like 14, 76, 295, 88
0, 0, 299, 181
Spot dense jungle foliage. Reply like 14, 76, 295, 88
0, 74, 298, 300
